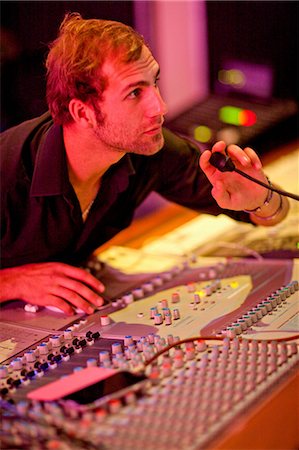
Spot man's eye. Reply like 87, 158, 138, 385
127, 88, 141, 99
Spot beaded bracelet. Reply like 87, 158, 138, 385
244, 176, 273, 213
250, 193, 283, 221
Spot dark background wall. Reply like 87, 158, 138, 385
206, 1, 298, 102
1, 1, 298, 132
1, 1, 135, 130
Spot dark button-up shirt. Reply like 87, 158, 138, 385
1, 112, 252, 268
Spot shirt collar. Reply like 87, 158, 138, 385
30, 124, 70, 197
30, 123, 136, 197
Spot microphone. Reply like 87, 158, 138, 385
209, 152, 299, 201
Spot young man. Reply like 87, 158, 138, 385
0, 13, 289, 315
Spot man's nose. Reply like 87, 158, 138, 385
146, 88, 168, 118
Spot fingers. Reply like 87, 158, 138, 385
200, 141, 263, 174
48, 263, 106, 313
57, 263, 105, 294
199, 141, 227, 172
50, 286, 97, 315
226, 144, 262, 170
46, 296, 76, 316
8, 262, 106, 315
54, 276, 104, 310
243, 146, 262, 170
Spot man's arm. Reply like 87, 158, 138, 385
0, 262, 105, 315
199, 141, 290, 227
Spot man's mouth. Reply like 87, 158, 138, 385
144, 120, 164, 135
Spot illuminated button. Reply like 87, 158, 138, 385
173, 354, 184, 368
159, 299, 169, 309
197, 340, 207, 352
185, 347, 195, 361
171, 292, 180, 303
194, 125, 212, 143
218, 69, 245, 87
219, 106, 257, 127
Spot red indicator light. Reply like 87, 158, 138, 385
239, 109, 257, 126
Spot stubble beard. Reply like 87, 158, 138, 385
93, 116, 165, 156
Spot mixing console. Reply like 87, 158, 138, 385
1, 255, 298, 449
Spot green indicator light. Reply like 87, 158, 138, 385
219, 106, 243, 126
194, 125, 212, 143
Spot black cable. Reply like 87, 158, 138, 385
209, 152, 299, 201
234, 167, 299, 201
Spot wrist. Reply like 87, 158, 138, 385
247, 189, 289, 226
243, 176, 273, 214
250, 192, 283, 220
0, 267, 22, 302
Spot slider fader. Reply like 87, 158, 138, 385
1, 257, 298, 449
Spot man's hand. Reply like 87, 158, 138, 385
0, 262, 105, 315
199, 141, 269, 211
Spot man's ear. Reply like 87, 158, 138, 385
68, 99, 97, 128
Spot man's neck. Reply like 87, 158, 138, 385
62, 124, 125, 214
63, 124, 124, 187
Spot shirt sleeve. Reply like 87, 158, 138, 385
155, 129, 253, 224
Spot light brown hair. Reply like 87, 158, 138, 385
46, 12, 146, 124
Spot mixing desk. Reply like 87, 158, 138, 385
1, 255, 298, 449
1, 144, 298, 450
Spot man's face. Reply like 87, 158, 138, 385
93, 46, 168, 155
